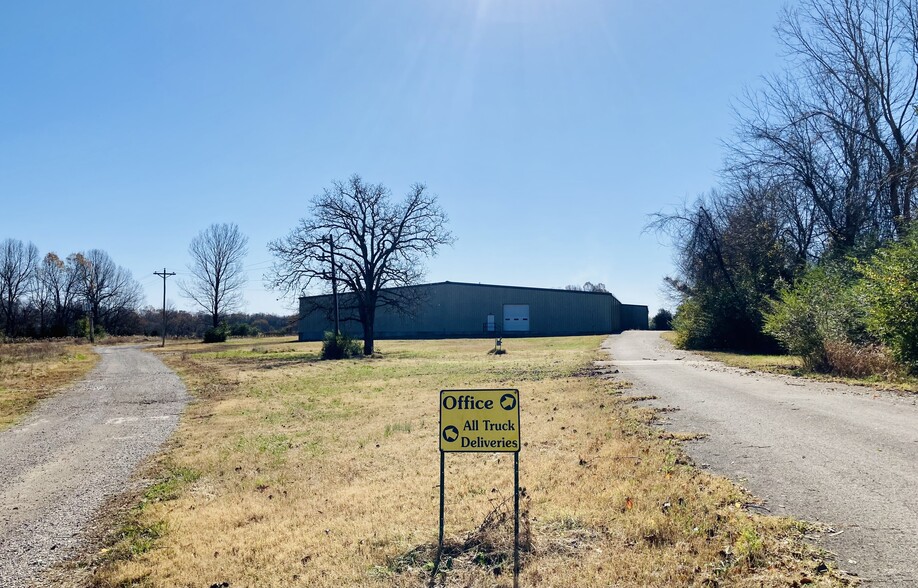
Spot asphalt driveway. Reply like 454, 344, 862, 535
601, 331, 918, 587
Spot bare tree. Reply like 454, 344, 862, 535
71, 249, 144, 337
0, 238, 38, 337
564, 281, 609, 292
34, 253, 81, 336
180, 223, 249, 329
729, 73, 885, 257
268, 174, 453, 355
30, 257, 53, 336
779, 0, 918, 235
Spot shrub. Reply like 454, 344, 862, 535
321, 331, 362, 359
650, 308, 673, 330
75, 317, 90, 339
230, 323, 259, 337
203, 324, 229, 343
764, 263, 864, 372
857, 224, 918, 372
75, 317, 106, 341
672, 290, 777, 352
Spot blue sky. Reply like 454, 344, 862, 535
0, 1, 789, 316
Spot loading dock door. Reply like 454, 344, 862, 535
503, 304, 530, 332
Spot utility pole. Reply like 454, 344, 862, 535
154, 268, 176, 347
322, 235, 340, 337
86, 272, 95, 344
84, 301, 95, 344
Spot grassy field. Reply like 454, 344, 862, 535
0, 340, 98, 430
89, 336, 845, 587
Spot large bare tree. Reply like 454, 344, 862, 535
180, 223, 249, 328
267, 174, 453, 355
34, 252, 81, 336
779, 0, 918, 235
0, 238, 38, 337
71, 249, 143, 338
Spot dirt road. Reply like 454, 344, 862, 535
601, 331, 918, 586
0, 346, 187, 587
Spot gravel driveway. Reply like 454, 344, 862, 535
601, 331, 918, 587
0, 345, 187, 587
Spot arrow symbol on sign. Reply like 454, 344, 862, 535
500, 393, 517, 410
442, 425, 459, 443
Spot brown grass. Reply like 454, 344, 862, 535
663, 330, 918, 392
695, 350, 804, 376
822, 341, 899, 379
89, 337, 848, 587
694, 348, 918, 394
0, 339, 99, 430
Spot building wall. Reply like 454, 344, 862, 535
620, 304, 650, 331
299, 281, 640, 341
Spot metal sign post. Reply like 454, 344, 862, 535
434, 389, 521, 587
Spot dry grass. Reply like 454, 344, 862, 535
0, 339, 99, 430
89, 336, 848, 587
663, 330, 918, 392
695, 348, 918, 394
695, 350, 804, 376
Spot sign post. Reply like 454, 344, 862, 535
435, 389, 521, 587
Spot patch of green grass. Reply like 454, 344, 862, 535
383, 422, 412, 437
121, 521, 167, 556
733, 525, 765, 568
141, 466, 201, 509
235, 432, 292, 456
101, 509, 172, 567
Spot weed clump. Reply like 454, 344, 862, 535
381, 490, 533, 583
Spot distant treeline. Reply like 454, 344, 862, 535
0, 239, 295, 340
139, 310, 297, 339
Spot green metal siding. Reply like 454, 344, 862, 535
299, 282, 637, 341
620, 304, 649, 330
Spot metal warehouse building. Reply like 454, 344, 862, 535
298, 281, 648, 341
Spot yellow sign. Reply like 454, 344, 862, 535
440, 389, 520, 452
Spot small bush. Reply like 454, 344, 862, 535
203, 324, 229, 343
857, 224, 918, 372
764, 263, 864, 371
650, 308, 673, 330
321, 331, 362, 359
672, 290, 777, 352
75, 317, 106, 341
230, 323, 259, 337
671, 298, 707, 349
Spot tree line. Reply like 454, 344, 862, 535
653, 0, 918, 374
0, 237, 293, 341
0, 243, 143, 338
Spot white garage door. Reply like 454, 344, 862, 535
503, 304, 530, 332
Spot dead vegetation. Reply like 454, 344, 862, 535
0, 339, 98, 429
85, 336, 850, 587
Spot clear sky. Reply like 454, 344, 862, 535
0, 1, 789, 316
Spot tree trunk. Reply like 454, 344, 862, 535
363, 325, 374, 356
362, 301, 375, 356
